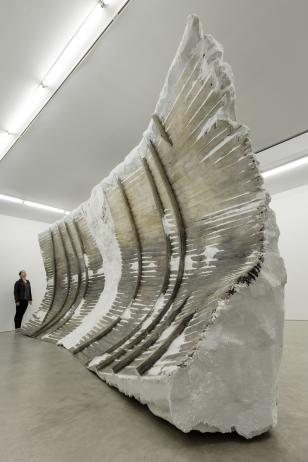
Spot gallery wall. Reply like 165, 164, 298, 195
0, 214, 49, 332
270, 184, 308, 320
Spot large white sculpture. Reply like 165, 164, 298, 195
23, 16, 286, 438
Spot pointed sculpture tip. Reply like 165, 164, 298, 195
187, 14, 200, 25
185, 14, 203, 38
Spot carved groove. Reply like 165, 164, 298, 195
152, 114, 173, 146
72, 317, 121, 355
95, 141, 187, 370
32, 221, 79, 337
111, 297, 190, 373
36, 220, 82, 337
117, 177, 142, 302
70, 178, 143, 355
140, 156, 171, 294
22, 230, 56, 334
31, 224, 70, 337
43, 217, 90, 341
136, 310, 194, 375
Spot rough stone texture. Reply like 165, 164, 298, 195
22, 15, 286, 438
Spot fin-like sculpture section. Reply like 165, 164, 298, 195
22, 15, 286, 439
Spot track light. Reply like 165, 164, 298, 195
262, 155, 308, 178
41, 2, 106, 89
0, 194, 23, 204
24, 200, 67, 214
7, 84, 50, 136
0, 0, 130, 162
0, 194, 70, 215
0, 131, 14, 158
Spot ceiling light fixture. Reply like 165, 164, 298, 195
0, 193, 70, 215
262, 155, 308, 178
24, 200, 68, 214
0, 194, 23, 204
7, 84, 51, 136
0, 0, 130, 162
0, 131, 14, 156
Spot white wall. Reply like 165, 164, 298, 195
0, 213, 49, 332
271, 184, 308, 320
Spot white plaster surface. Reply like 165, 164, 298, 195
98, 210, 286, 439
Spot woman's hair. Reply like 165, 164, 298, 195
19, 270, 25, 276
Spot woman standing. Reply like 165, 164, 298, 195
14, 270, 32, 330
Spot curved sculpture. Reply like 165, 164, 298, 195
22, 15, 286, 439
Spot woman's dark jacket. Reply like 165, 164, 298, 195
14, 279, 32, 303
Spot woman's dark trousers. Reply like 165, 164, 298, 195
14, 300, 28, 329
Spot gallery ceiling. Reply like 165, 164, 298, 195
0, 0, 307, 222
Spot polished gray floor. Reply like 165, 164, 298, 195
0, 321, 307, 462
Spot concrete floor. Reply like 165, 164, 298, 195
0, 321, 307, 462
